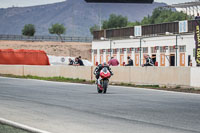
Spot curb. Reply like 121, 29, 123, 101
0, 118, 51, 133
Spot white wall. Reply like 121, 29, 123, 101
190, 67, 200, 88
0, 65, 200, 88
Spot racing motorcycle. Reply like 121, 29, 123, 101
96, 67, 111, 94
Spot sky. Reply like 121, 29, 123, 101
0, 0, 195, 8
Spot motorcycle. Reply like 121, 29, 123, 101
96, 67, 111, 94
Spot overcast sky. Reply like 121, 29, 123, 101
0, 0, 195, 8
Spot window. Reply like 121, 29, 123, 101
94, 50, 97, 54
169, 46, 175, 53
100, 49, 103, 54
120, 48, 123, 54
113, 49, 117, 54
179, 45, 186, 52
106, 49, 110, 54
160, 46, 166, 53
135, 48, 140, 53
151, 47, 157, 53
143, 47, 148, 53
127, 48, 131, 54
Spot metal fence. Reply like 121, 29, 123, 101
0, 34, 93, 43
93, 19, 196, 40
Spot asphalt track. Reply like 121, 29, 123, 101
0, 77, 200, 133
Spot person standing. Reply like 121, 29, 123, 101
125, 56, 133, 66
108, 57, 119, 66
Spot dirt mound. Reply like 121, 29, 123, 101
0, 40, 92, 61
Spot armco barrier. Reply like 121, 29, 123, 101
0, 65, 199, 88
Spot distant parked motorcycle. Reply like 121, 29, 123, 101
96, 67, 111, 94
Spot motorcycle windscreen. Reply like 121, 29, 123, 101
102, 67, 108, 73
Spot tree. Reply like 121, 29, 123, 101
48, 23, 66, 42
102, 14, 128, 29
127, 21, 141, 27
138, 8, 190, 25
22, 24, 35, 36
90, 24, 100, 35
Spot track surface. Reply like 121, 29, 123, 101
0, 77, 200, 133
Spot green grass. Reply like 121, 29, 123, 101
118, 82, 159, 88
0, 74, 90, 84
0, 123, 30, 133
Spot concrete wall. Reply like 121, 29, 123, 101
0, 65, 24, 76
60, 66, 92, 81
109, 67, 191, 87
190, 67, 200, 88
0, 65, 199, 88
24, 66, 60, 77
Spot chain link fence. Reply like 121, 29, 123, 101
0, 34, 93, 42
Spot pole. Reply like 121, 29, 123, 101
140, 38, 142, 66
176, 35, 178, 67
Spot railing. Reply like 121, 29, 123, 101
93, 19, 196, 40
0, 34, 93, 43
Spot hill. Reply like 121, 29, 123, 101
0, 0, 166, 36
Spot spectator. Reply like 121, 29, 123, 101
78, 56, 84, 66
125, 56, 134, 66
195, 13, 200, 20
68, 58, 74, 65
73, 57, 84, 66
108, 57, 119, 66
142, 54, 154, 67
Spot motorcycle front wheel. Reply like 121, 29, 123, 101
103, 79, 109, 93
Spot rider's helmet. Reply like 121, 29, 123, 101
102, 62, 107, 67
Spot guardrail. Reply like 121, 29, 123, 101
0, 34, 93, 43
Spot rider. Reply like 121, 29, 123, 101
94, 62, 113, 82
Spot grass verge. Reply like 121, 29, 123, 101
0, 123, 31, 133
0, 74, 95, 84
112, 82, 200, 94
0, 74, 199, 94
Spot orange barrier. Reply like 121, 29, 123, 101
0, 49, 50, 65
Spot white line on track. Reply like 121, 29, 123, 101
0, 117, 51, 133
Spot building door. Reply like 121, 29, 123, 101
120, 55, 124, 66
152, 54, 156, 65
135, 54, 139, 66
188, 55, 191, 66
94, 55, 97, 66
180, 53, 185, 66
170, 54, 175, 66
160, 54, 165, 66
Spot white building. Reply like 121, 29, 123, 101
92, 20, 197, 67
